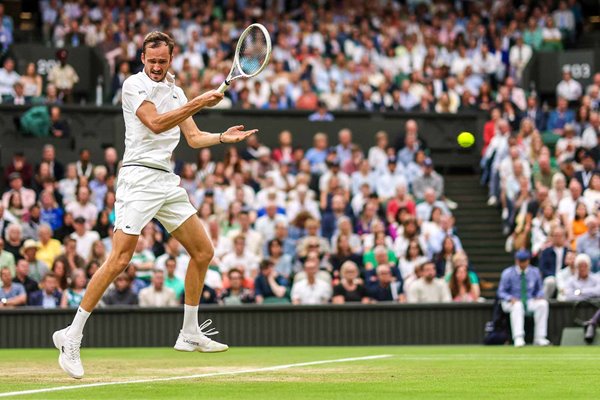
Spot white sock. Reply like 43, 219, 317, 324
182, 305, 199, 335
67, 307, 91, 337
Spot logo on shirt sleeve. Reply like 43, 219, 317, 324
138, 91, 147, 95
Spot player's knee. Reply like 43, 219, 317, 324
108, 251, 133, 272
190, 246, 214, 266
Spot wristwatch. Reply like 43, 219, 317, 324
574, 289, 582, 296
1, 298, 7, 305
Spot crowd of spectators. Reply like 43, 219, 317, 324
0, 121, 486, 308
481, 55, 600, 305
0, 0, 586, 110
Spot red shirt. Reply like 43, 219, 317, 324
295, 93, 318, 110
272, 147, 293, 163
387, 198, 416, 219
482, 120, 496, 155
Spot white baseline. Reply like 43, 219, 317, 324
0, 354, 392, 398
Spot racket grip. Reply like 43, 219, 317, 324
217, 81, 229, 94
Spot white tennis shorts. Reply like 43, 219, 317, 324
114, 166, 197, 235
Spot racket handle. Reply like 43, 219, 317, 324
217, 81, 230, 94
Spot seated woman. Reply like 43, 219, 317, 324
330, 234, 363, 280
330, 216, 362, 254
433, 236, 456, 278
449, 264, 479, 302
266, 238, 293, 286
570, 201, 588, 249
60, 269, 87, 308
397, 239, 429, 280
392, 217, 427, 258
332, 261, 370, 304
530, 200, 561, 257
583, 174, 600, 211
361, 220, 393, 252
446, 252, 480, 298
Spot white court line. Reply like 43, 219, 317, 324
395, 356, 600, 361
0, 354, 392, 398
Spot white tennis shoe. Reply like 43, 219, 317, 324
52, 327, 84, 379
174, 319, 229, 353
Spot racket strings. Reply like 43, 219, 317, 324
238, 27, 269, 76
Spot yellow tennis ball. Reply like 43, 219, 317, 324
457, 132, 475, 148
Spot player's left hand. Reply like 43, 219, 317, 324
221, 125, 258, 143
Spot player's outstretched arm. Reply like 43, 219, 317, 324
136, 90, 224, 134
179, 117, 258, 149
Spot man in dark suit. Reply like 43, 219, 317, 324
2, 82, 31, 105
27, 272, 61, 308
574, 151, 599, 191
37, 144, 64, 181
538, 226, 569, 299
523, 95, 546, 131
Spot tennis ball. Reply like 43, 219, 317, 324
457, 132, 475, 148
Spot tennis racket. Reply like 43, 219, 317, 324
217, 23, 272, 93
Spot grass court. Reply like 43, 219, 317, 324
0, 346, 597, 399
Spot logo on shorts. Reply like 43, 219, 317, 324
125, 225, 131, 229
172, 95, 178, 99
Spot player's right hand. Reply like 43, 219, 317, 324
196, 90, 224, 108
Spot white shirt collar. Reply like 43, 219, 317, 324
142, 70, 175, 87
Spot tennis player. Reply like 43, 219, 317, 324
52, 32, 257, 379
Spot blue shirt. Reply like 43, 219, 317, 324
305, 148, 328, 174
308, 112, 335, 122
1, 282, 25, 299
546, 109, 575, 131
397, 146, 419, 166
41, 207, 64, 231
497, 265, 544, 301
335, 144, 352, 165
576, 232, 600, 273
254, 274, 286, 298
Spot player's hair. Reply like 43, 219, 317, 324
142, 31, 175, 55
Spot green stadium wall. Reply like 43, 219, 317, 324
0, 106, 486, 178
0, 302, 593, 348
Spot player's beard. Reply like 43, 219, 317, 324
147, 66, 168, 82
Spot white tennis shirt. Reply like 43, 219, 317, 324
121, 71, 187, 172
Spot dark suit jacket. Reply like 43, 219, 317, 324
538, 246, 568, 278
28, 289, 62, 307
2, 95, 32, 105
523, 107, 546, 131
574, 169, 599, 191
36, 161, 65, 182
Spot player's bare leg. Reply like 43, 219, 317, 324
170, 215, 228, 352
79, 231, 139, 310
53, 230, 139, 378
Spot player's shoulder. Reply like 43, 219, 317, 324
123, 71, 148, 89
